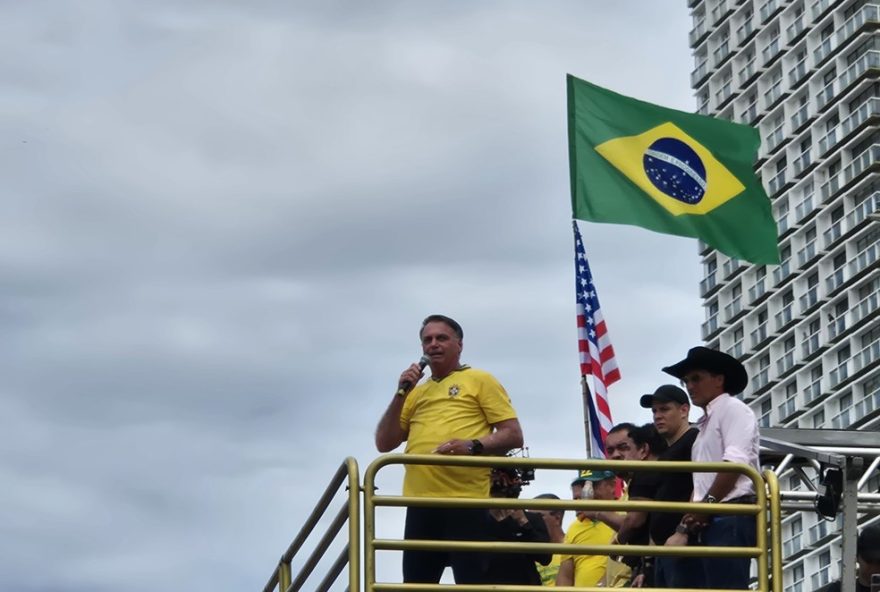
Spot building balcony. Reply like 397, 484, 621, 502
702, 315, 720, 339
762, 39, 781, 65
790, 103, 809, 130
759, 0, 781, 23
691, 60, 710, 86
839, 50, 880, 90
854, 339, 880, 373
817, 127, 837, 156
788, 60, 808, 87
828, 315, 847, 340
794, 192, 815, 222
777, 351, 796, 375
853, 242, 879, 276
841, 97, 880, 137
824, 220, 843, 247
775, 303, 794, 330
851, 288, 879, 325
815, 79, 835, 110
741, 102, 758, 124
783, 532, 804, 557
723, 258, 744, 278
832, 403, 854, 428
751, 323, 770, 348
819, 176, 840, 202
854, 383, 880, 421
714, 42, 732, 66
739, 60, 758, 86
765, 126, 785, 152
777, 394, 797, 419
829, 361, 849, 387
736, 20, 756, 45
814, 37, 834, 65
826, 268, 846, 294
715, 81, 734, 106
768, 170, 786, 195
792, 152, 812, 176
840, 4, 880, 45
796, 240, 817, 268
711, 0, 732, 26
807, 514, 843, 545
753, 367, 771, 391
803, 379, 824, 405
845, 194, 880, 238
700, 272, 719, 297
778, 212, 790, 235
749, 278, 768, 303
731, 339, 744, 359
802, 331, 821, 358
690, 19, 709, 47
787, 16, 806, 43
773, 259, 793, 285
844, 145, 880, 186
811, 0, 833, 19
800, 287, 819, 312
724, 297, 744, 321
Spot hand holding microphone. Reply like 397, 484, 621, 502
396, 355, 430, 397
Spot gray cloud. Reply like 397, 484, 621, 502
0, 2, 699, 590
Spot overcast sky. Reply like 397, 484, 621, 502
1, 2, 701, 590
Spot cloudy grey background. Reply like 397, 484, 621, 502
1, 2, 701, 590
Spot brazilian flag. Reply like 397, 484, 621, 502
567, 74, 779, 264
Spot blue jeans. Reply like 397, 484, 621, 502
699, 514, 756, 589
655, 555, 705, 588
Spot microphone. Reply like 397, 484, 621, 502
397, 355, 431, 396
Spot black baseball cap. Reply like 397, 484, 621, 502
639, 384, 690, 408
858, 522, 880, 562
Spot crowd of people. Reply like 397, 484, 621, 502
373, 314, 878, 588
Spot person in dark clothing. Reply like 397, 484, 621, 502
482, 466, 551, 585
616, 423, 667, 586
819, 522, 880, 592
635, 384, 702, 588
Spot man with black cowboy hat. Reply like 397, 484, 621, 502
661, 346, 760, 590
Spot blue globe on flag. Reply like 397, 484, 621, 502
643, 137, 707, 204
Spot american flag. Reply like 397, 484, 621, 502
573, 221, 620, 457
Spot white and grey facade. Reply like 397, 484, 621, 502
688, 0, 880, 590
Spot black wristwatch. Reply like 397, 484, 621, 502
468, 439, 484, 455
703, 494, 718, 504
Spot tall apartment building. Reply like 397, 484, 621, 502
688, 0, 880, 589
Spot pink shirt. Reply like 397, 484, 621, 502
691, 393, 760, 502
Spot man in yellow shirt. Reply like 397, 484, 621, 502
375, 315, 524, 584
555, 470, 617, 587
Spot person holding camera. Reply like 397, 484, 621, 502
482, 466, 550, 585
820, 522, 880, 592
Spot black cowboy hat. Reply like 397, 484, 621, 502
662, 346, 748, 395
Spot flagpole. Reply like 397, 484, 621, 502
580, 375, 594, 458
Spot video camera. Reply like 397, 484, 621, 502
490, 448, 535, 498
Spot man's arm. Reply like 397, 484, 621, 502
555, 558, 575, 586
375, 394, 408, 452
616, 508, 648, 543
375, 363, 424, 452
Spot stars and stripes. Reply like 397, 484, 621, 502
573, 221, 620, 457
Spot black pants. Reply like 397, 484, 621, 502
402, 506, 487, 583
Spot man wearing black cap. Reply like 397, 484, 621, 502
821, 522, 880, 592
634, 385, 701, 588
661, 346, 760, 590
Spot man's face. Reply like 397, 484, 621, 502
653, 401, 690, 437
605, 430, 645, 462
681, 369, 725, 408
571, 482, 584, 500
420, 321, 462, 367
593, 479, 616, 501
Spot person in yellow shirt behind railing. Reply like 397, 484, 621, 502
555, 470, 617, 587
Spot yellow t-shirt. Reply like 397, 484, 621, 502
560, 517, 615, 587
536, 554, 562, 586
399, 366, 516, 498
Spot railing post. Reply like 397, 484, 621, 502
278, 561, 291, 592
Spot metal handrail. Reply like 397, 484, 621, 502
363, 455, 780, 592
262, 456, 360, 592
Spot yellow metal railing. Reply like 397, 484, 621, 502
263, 457, 360, 592
259, 454, 784, 591
363, 454, 783, 592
